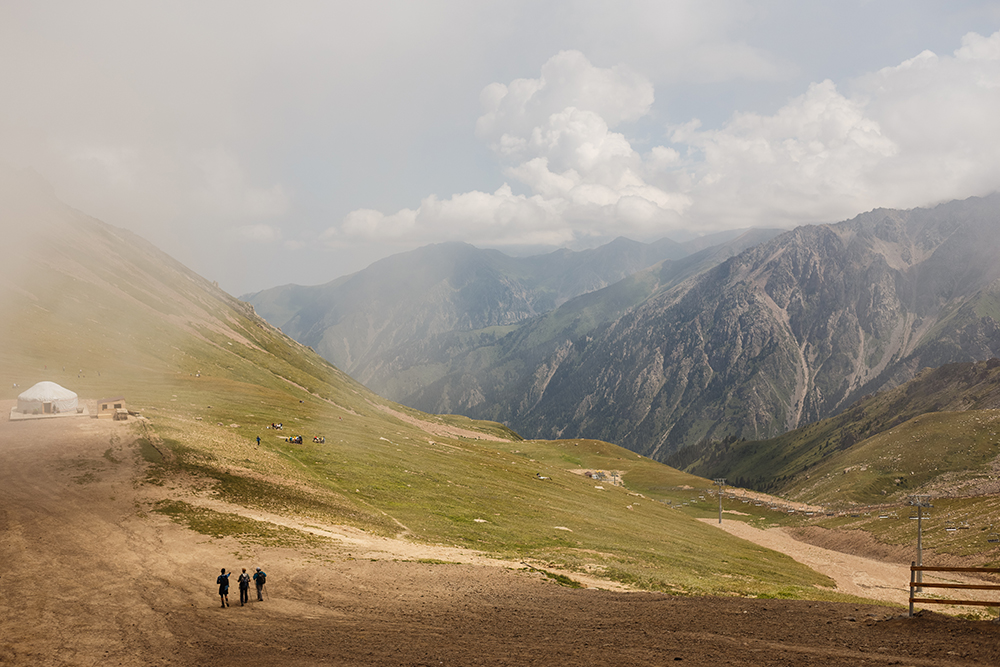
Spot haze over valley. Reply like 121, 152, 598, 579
5, 3, 1000, 665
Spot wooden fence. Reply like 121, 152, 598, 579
909, 563, 1000, 617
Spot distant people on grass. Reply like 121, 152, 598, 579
237, 568, 251, 606
217, 568, 231, 608
253, 567, 267, 600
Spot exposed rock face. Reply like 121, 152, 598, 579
505, 195, 1000, 457
245, 237, 693, 386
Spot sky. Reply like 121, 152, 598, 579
2, 1, 1000, 296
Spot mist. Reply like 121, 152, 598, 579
3, 1, 1000, 295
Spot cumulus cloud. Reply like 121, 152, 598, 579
676, 79, 898, 225
853, 31, 1000, 206
327, 51, 687, 247
328, 30, 1000, 245
475, 50, 654, 154
678, 29, 1000, 227
473, 51, 690, 233
322, 184, 572, 247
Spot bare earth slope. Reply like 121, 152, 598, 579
705, 519, 999, 609
2, 412, 999, 666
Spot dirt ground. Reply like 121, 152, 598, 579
1, 410, 999, 666
704, 519, 1000, 609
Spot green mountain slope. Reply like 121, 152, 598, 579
671, 359, 1000, 501
0, 174, 838, 599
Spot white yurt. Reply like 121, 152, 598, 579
17, 381, 78, 414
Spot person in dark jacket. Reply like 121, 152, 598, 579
252, 567, 267, 600
217, 568, 231, 608
237, 568, 251, 605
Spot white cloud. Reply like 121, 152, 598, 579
330, 31, 1000, 246
475, 50, 654, 154
323, 184, 572, 247
677, 79, 899, 225
852, 30, 1000, 204
329, 51, 688, 246
677, 29, 1000, 227
956, 30, 1000, 61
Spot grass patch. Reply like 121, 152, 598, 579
138, 437, 165, 465
151, 499, 329, 548
537, 569, 583, 588
144, 431, 399, 535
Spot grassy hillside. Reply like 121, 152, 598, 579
784, 411, 1000, 506
665, 357, 1000, 567
0, 182, 848, 601
671, 359, 1000, 492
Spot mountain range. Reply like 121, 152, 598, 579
4, 179, 998, 665
243, 232, 747, 374
247, 194, 1000, 461
0, 170, 836, 605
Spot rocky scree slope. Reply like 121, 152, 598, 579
499, 195, 1000, 459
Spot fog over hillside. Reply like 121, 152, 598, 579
4, 5, 1000, 294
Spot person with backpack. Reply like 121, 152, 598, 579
237, 568, 251, 606
252, 567, 267, 600
216, 568, 231, 608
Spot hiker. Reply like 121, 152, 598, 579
256, 435, 261, 446
217, 568, 231, 608
237, 568, 251, 606
253, 567, 267, 600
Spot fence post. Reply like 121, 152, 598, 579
909, 561, 915, 618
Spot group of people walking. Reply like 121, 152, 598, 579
216, 566, 267, 607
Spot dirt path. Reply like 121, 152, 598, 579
704, 519, 913, 604
137, 484, 629, 592
372, 402, 515, 442
2, 414, 999, 666
705, 519, 998, 610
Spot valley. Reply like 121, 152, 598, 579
3, 405, 1000, 666
3, 183, 1000, 664
6, 6, 1000, 664
249, 195, 1000, 459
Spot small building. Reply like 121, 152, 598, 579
18, 381, 78, 414
97, 396, 127, 420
